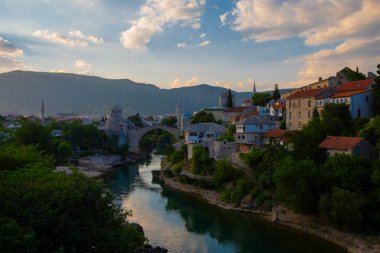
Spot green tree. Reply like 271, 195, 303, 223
161, 116, 177, 127
272, 84, 281, 100
373, 64, 380, 115
252, 93, 272, 106
274, 156, 326, 213
321, 103, 353, 136
191, 145, 211, 175
279, 121, 286, 129
191, 111, 216, 124
56, 141, 73, 157
312, 108, 320, 119
128, 113, 143, 127
14, 122, 51, 151
213, 159, 236, 188
319, 187, 366, 231
226, 89, 234, 108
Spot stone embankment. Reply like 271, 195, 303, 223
161, 175, 380, 253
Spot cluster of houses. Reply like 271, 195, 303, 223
181, 69, 378, 161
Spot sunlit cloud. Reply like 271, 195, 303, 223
170, 76, 199, 88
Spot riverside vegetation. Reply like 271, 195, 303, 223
165, 104, 380, 235
0, 119, 145, 253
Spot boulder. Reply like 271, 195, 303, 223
240, 194, 253, 209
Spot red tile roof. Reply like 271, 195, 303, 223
224, 107, 244, 113
242, 99, 252, 103
272, 104, 286, 110
264, 130, 289, 138
332, 90, 370, 98
287, 88, 326, 100
336, 80, 374, 92
318, 136, 365, 150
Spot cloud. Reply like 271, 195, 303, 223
120, 0, 207, 50
0, 37, 23, 58
219, 11, 228, 26
75, 59, 91, 74
33, 29, 104, 47
177, 42, 188, 48
50, 69, 70, 73
69, 30, 104, 44
198, 40, 210, 47
170, 76, 199, 88
199, 33, 206, 38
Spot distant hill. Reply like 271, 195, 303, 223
0, 71, 291, 116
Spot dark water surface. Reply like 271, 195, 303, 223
106, 154, 346, 253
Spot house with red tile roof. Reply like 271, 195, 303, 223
319, 136, 377, 160
286, 87, 334, 130
241, 99, 253, 107
223, 106, 255, 125
263, 129, 290, 146
331, 79, 374, 118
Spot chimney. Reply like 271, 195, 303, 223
318, 77, 322, 82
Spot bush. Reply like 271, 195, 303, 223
213, 159, 236, 188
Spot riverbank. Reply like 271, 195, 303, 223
162, 176, 380, 253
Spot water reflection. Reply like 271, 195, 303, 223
106, 154, 346, 253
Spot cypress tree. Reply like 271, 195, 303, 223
227, 89, 233, 108
273, 84, 281, 100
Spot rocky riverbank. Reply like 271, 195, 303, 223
162, 176, 380, 253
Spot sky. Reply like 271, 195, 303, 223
0, 0, 379, 91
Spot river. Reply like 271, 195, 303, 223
106, 154, 346, 253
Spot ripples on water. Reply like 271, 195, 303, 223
106, 154, 347, 253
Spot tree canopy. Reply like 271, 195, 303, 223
252, 93, 272, 106
161, 116, 177, 127
191, 111, 217, 124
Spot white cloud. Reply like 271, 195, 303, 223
120, 0, 207, 50
219, 11, 228, 26
0, 37, 23, 58
50, 69, 70, 73
75, 59, 91, 74
198, 40, 210, 47
170, 76, 199, 88
177, 42, 188, 48
69, 30, 104, 44
199, 33, 206, 38
33, 29, 104, 47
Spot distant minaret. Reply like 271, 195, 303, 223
176, 99, 181, 129
41, 99, 45, 123
253, 81, 257, 95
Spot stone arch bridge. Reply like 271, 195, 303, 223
128, 125, 180, 153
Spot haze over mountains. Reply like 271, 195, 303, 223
0, 71, 288, 117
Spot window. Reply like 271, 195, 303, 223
238, 135, 241, 139
259, 124, 263, 129
307, 100, 311, 107
366, 96, 369, 103
242, 135, 245, 139
357, 109, 361, 117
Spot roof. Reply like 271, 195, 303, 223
182, 112, 192, 118
271, 103, 286, 110
186, 123, 226, 133
332, 90, 370, 98
287, 88, 326, 100
318, 136, 366, 150
224, 107, 244, 113
336, 80, 374, 92
264, 130, 289, 138
236, 116, 275, 126
203, 106, 229, 112
242, 99, 252, 103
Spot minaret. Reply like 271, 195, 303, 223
41, 99, 45, 123
176, 99, 181, 129
253, 81, 257, 95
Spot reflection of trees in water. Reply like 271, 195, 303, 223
161, 188, 346, 253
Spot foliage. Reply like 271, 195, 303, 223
319, 187, 366, 231
289, 118, 326, 161
128, 113, 143, 127
274, 156, 327, 213
272, 84, 281, 100
312, 108, 320, 119
191, 111, 216, 124
0, 144, 145, 253
167, 145, 187, 164
14, 122, 51, 151
279, 121, 286, 129
226, 89, 234, 108
191, 145, 212, 175
221, 179, 253, 205
217, 125, 235, 142
161, 116, 177, 127
56, 140, 73, 157
251, 93, 272, 106
358, 116, 380, 148
374, 64, 380, 115
213, 159, 236, 188
321, 103, 353, 136
139, 129, 175, 153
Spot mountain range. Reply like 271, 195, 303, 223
0, 71, 291, 117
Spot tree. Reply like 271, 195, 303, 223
312, 108, 320, 119
128, 113, 143, 127
191, 111, 216, 124
213, 159, 236, 188
56, 141, 73, 157
252, 93, 272, 106
272, 84, 281, 100
279, 121, 286, 129
321, 103, 352, 136
191, 145, 211, 175
14, 122, 51, 152
373, 64, 380, 115
226, 89, 234, 108
161, 116, 177, 127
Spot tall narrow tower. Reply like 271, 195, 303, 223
41, 99, 45, 123
176, 99, 181, 129
253, 81, 257, 95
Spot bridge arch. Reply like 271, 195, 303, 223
128, 125, 180, 153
